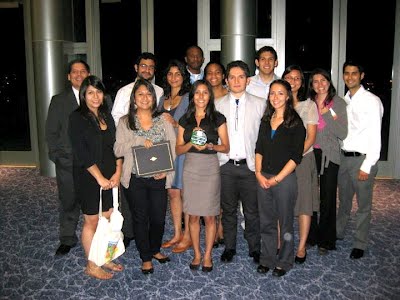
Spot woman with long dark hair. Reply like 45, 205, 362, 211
69, 75, 123, 280
307, 68, 348, 255
158, 59, 193, 253
255, 79, 305, 277
114, 79, 176, 274
282, 65, 319, 264
176, 80, 229, 272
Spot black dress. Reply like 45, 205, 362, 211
69, 111, 117, 215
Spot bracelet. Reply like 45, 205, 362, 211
274, 176, 280, 184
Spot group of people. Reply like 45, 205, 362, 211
45, 44, 383, 280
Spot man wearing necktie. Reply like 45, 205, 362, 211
215, 60, 267, 264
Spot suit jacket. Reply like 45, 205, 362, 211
68, 110, 117, 170
215, 92, 266, 171
45, 87, 79, 167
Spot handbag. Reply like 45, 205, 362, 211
88, 187, 125, 267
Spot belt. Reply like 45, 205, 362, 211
341, 150, 363, 157
228, 159, 247, 166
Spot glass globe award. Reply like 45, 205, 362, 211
190, 128, 207, 146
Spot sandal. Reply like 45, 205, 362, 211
85, 263, 113, 280
103, 261, 124, 272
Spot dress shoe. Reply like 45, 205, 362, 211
272, 267, 286, 277
202, 260, 213, 272
141, 267, 154, 275
249, 251, 260, 263
55, 244, 74, 256
220, 249, 236, 262
295, 251, 307, 264
350, 248, 364, 259
189, 263, 200, 270
152, 255, 170, 264
318, 246, 328, 256
257, 265, 269, 274
172, 241, 192, 253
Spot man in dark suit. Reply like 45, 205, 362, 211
45, 59, 90, 255
215, 60, 266, 264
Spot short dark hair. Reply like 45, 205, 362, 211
185, 45, 204, 58
226, 60, 250, 78
67, 59, 90, 74
342, 60, 364, 74
135, 52, 157, 66
255, 46, 278, 61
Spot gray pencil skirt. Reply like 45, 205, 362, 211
182, 152, 220, 217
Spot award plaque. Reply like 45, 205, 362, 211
132, 141, 174, 176
190, 129, 207, 146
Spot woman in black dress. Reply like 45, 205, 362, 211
69, 76, 123, 280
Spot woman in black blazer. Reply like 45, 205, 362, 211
69, 75, 123, 280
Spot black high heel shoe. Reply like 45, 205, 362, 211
152, 255, 171, 264
295, 250, 307, 264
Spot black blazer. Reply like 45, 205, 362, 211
45, 87, 79, 166
68, 110, 117, 170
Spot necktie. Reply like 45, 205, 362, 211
235, 99, 239, 131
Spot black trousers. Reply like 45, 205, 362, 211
220, 163, 260, 253
55, 160, 80, 246
310, 149, 339, 248
123, 175, 167, 262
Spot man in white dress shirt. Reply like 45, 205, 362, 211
111, 52, 163, 126
336, 61, 384, 259
246, 46, 279, 100
216, 60, 267, 264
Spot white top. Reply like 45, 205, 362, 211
246, 73, 279, 100
228, 94, 247, 161
72, 86, 79, 105
341, 85, 384, 173
295, 99, 319, 155
111, 80, 164, 126
187, 67, 204, 84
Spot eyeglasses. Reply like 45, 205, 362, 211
139, 64, 155, 70
284, 76, 301, 82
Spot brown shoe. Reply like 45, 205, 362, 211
172, 241, 192, 253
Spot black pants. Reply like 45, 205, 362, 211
310, 149, 339, 248
55, 160, 80, 246
123, 175, 167, 262
220, 163, 260, 253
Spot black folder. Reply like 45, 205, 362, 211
132, 141, 174, 176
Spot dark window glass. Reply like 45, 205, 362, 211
0, 5, 30, 151
210, 51, 221, 63
346, 0, 395, 161
73, 0, 86, 42
210, 0, 221, 39
154, 0, 198, 85
285, 0, 333, 79
256, 0, 271, 38
100, 0, 141, 100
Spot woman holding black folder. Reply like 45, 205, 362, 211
114, 79, 176, 274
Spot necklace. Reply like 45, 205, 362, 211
166, 95, 179, 111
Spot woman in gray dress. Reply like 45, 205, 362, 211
176, 80, 229, 272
